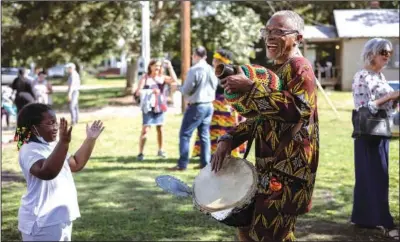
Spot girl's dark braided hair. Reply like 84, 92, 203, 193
15, 103, 53, 150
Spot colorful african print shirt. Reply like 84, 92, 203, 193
227, 57, 319, 241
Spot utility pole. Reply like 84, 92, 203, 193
140, 1, 151, 73
180, 0, 191, 113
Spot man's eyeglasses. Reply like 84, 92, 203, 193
379, 49, 393, 57
260, 28, 299, 39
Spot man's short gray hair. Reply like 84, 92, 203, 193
270, 10, 304, 35
361, 38, 393, 66
65, 63, 76, 70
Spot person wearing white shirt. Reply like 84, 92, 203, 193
33, 71, 53, 105
15, 103, 105, 241
24, 69, 35, 84
65, 63, 81, 125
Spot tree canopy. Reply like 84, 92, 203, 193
1, 1, 134, 68
1, 1, 398, 69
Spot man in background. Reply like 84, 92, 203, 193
168, 46, 218, 171
65, 63, 81, 125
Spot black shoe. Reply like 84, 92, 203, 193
194, 164, 206, 170
137, 153, 144, 161
166, 165, 187, 171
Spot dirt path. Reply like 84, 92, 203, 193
52, 84, 125, 93
1, 104, 182, 145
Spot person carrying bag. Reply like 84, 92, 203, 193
133, 59, 179, 161
351, 38, 399, 240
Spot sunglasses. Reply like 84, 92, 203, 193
379, 49, 393, 57
260, 28, 299, 39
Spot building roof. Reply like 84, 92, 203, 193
304, 25, 338, 40
333, 9, 399, 38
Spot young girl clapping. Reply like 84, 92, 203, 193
15, 103, 104, 241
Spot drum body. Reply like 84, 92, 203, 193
192, 157, 258, 227
209, 201, 255, 227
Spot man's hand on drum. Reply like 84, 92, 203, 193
211, 140, 232, 173
220, 66, 255, 94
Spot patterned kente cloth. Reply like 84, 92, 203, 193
224, 64, 283, 117
192, 93, 246, 157
192, 65, 276, 158
226, 57, 319, 241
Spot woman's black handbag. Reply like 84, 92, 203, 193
133, 93, 140, 104
352, 107, 392, 139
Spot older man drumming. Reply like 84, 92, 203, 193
211, 10, 319, 242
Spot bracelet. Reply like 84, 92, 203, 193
217, 134, 233, 143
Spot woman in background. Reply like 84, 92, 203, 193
134, 59, 179, 161
191, 49, 246, 169
351, 38, 399, 239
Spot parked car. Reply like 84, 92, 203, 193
1, 67, 19, 85
47, 64, 66, 78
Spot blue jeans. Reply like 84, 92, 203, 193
69, 91, 79, 125
178, 103, 213, 169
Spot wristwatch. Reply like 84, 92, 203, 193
217, 133, 233, 143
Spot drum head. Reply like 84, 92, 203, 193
193, 157, 257, 212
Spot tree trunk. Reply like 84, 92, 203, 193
125, 57, 138, 94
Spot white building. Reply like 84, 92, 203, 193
303, 8, 399, 91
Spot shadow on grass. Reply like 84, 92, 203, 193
80, 157, 397, 241
76, 164, 398, 241
82, 165, 174, 172
91, 156, 200, 166
295, 218, 397, 241
71, 170, 236, 241
2, 159, 397, 241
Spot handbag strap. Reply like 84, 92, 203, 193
144, 74, 149, 88
243, 119, 303, 160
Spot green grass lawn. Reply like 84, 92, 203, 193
50, 87, 127, 111
1, 91, 399, 241
50, 73, 126, 86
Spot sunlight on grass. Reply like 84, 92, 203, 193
51, 74, 126, 87
1, 90, 399, 241
51, 88, 126, 110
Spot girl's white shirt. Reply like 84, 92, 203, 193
17, 141, 80, 234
